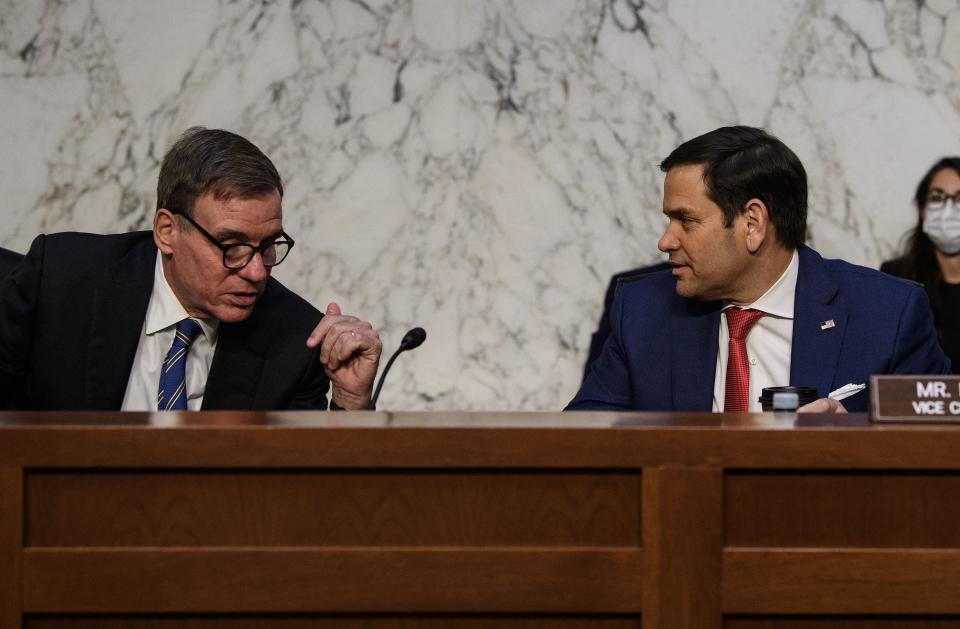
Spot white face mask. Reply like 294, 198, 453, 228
923, 200, 960, 255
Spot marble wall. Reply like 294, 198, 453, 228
1, 0, 959, 410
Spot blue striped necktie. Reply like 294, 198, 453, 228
158, 318, 203, 411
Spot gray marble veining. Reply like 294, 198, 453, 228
2, 0, 958, 409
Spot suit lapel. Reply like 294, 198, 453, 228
84, 238, 155, 409
789, 246, 848, 398
203, 320, 265, 410
671, 301, 721, 411
80, 232, 268, 411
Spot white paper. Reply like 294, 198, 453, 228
828, 383, 866, 401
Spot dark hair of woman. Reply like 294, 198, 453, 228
884, 157, 960, 324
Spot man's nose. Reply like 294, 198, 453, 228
658, 225, 678, 252
239, 251, 269, 282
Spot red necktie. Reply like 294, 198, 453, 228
723, 308, 764, 412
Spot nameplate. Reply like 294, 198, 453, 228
870, 375, 960, 423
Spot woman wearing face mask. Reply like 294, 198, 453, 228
881, 157, 960, 373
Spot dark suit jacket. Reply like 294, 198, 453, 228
0, 231, 330, 410
880, 257, 960, 375
583, 262, 672, 381
0, 247, 22, 281
568, 245, 951, 413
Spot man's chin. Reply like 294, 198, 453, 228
673, 278, 702, 300
213, 303, 257, 323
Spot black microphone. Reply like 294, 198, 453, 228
370, 327, 426, 408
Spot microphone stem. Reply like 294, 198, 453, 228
370, 345, 404, 409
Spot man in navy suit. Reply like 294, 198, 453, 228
568, 126, 950, 413
582, 262, 671, 381
0, 127, 382, 411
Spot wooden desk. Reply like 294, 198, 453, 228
3, 411, 960, 628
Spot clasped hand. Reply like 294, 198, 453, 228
306, 302, 382, 410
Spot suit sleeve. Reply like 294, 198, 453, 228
889, 283, 952, 375
582, 275, 619, 382
0, 235, 44, 406
285, 351, 332, 410
566, 289, 634, 411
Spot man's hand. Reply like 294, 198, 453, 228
306, 302, 382, 410
797, 397, 848, 413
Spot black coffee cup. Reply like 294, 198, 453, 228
759, 386, 818, 411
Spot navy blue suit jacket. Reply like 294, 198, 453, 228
568, 246, 951, 412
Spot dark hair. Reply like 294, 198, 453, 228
156, 127, 283, 218
660, 126, 808, 249
889, 157, 960, 323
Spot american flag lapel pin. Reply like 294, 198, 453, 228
820, 319, 835, 330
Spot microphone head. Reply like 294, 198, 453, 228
399, 327, 426, 351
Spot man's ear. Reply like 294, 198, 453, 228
153, 209, 179, 254
742, 198, 770, 254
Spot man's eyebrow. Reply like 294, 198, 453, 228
213, 229, 250, 243
214, 229, 285, 244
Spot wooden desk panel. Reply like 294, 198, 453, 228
23, 548, 642, 613
725, 471, 960, 547
26, 471, 640, 547
1, 466, 23, 629
24, 617, 642, 628
726, 618, 960, 628
6, 411, 960, 628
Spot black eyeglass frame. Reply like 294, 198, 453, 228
926, 189, 960, 210
177, 212, 295, 270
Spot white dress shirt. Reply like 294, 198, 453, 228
121, 253, 219, 411
712, 250, 799, 412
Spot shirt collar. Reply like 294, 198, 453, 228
145, 252, 219, 341
722, 249, 799, 320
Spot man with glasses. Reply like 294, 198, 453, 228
0, 127, 382, 411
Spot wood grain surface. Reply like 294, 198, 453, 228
6, 411, 960, 627
643, 466, 722, 629
23, 548, 642, 613
25, 471, 640, 547
1, 466, 23, 629
725, 471, 960, 547
724, 549, 960, 613
24, 617, 641, 628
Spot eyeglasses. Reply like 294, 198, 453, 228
926, 189, 960, 211
178, 213, 294, 269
